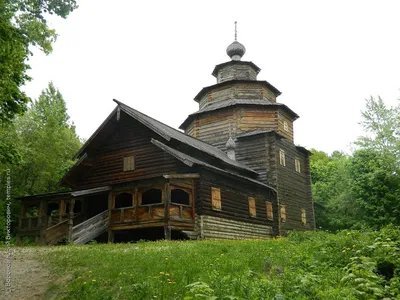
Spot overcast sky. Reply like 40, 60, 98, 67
23, 0, 400, 154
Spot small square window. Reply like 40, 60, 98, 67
248, 197, 256, 217
266, 201, 273, 220
283, 121, 289, 132
211, 187, 221, 211
123, 156, 135, 171
295, 158, 301, 173
280, 205, 287, 222
279, 149, 286, 166
301, 209, 307, 225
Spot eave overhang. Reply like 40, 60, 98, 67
179, 101, 299, 130
194, 80, 282, 103
211, 61, 261, 77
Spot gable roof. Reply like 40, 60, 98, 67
70, 99, 257, 179
151, 139, 276, 192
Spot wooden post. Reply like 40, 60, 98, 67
38, 199, 47, 245
107, 191, 114, 243
164, 180, 171, 240
59, 199, 65, 223
68, 198, 75, 243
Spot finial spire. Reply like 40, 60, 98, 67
226, 21, 246, 61
234, 21, 237, 41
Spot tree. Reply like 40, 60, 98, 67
350, 96, 400, 228
310, 149, 360, 231
0, 0, 78, 123
0, 82, 81, 240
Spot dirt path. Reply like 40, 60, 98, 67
0, 247, 55, 300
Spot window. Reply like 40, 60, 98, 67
211, 187, 221, 211
301, 209, 307, 225
280, 205, 287, 222
123, 156, 135, 171
295, 158, 301, 173
279, 149, 286, 166
283, 121, 289, 132
248, 197, 256, 217
266, 201, 273, 220
141, 189, 162, 205
114, 193, 134, 208
171, 189, 190, 205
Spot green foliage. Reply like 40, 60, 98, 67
0, 0, 78, 123
41, 228, 400, 299
311, 96, 400, 231
0, 82, 81, 240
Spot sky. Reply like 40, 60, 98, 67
23, 0, 400, 154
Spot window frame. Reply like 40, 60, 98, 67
295, 158, 301, 173
283, 121, 289, 132
301, 208, 307, 225
248, 197, 256, 217
170, 187, 192, 206
279, 149, 286, 166
280, 205, 287, 222
139, 187, 164, 206
123, 155, 135, 172
211, 187, 222, 211
113, 191, 135, 209
266, 201, 273, 220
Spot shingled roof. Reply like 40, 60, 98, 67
151, 139, 276, 191
179, 99, 299, 129
115, 99, 257, 175
72, 99, 258, 177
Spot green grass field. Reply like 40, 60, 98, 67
41, 227, 400, 300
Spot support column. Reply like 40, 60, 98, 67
164, 180, 171, 240
107, 191, 114, 243
38, 199, 48, 245
68, 198, 75, 243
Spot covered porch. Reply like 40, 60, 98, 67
16, 174, 198, 245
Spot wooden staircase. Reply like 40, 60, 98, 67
71, 210, 109, 244
43, 219, 69, 245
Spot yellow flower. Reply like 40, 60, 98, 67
92, 279, 96, 282
159, 272, 164, 275
165, 273, 170, 277
165, 257, 168, 261
342, 249, 346, 253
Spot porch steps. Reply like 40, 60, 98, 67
71, 210, 109, 244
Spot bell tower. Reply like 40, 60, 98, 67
180, 22, 298, 150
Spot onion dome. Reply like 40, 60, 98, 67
226, 41, 246, 61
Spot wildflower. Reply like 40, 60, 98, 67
83, 282, 87, 285
168, 281, 176, 284
92, 279, 96, 282
119, 272, 122, 276
221, 254, 224, 257
342, 249, 346, 253
165, 257, 168, 261
165, 273, 170, 277
159, 272, 164, 275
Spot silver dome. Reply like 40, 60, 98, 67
226, 41, 246, 61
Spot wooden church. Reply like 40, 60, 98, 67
16, 32, 315, 245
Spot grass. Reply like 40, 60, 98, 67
40, 227, 400, 300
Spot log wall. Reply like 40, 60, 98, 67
197, 170, 277, 236
198, 215, 272, 239
274, 137, 315, 232
216, 64, 258, 83
75, 114, 188, 189
198, 84, 276, 109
